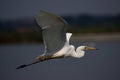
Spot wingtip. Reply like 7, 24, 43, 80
34, 10, 44, 18
34, 10, 49, 20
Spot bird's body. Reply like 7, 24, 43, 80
47, 33, 85, 59
16, 11, 97, 69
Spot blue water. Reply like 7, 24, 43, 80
0, 42, 120, 80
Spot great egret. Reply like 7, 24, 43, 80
16, 11, 97, 69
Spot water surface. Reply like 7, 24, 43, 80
0, 42, 120, 80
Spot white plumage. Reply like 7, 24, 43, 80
52, 33, 85, 58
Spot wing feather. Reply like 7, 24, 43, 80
35, 11, 68, 54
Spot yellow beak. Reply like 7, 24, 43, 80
86, 46, 97, 50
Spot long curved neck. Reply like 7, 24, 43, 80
71, 46, 85, 58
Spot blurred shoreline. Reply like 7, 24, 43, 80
0, 13, 120, 44
0, 32, 120, 45
71, 32, 120, 42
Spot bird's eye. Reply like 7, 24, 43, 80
85, 46, 88, 50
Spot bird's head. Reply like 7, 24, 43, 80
75, 46, 97, 58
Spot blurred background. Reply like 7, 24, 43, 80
0, 0, 120, 80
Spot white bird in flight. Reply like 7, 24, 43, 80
16, 11, 97, 69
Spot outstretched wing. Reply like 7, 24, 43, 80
35, 11, 68, 54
